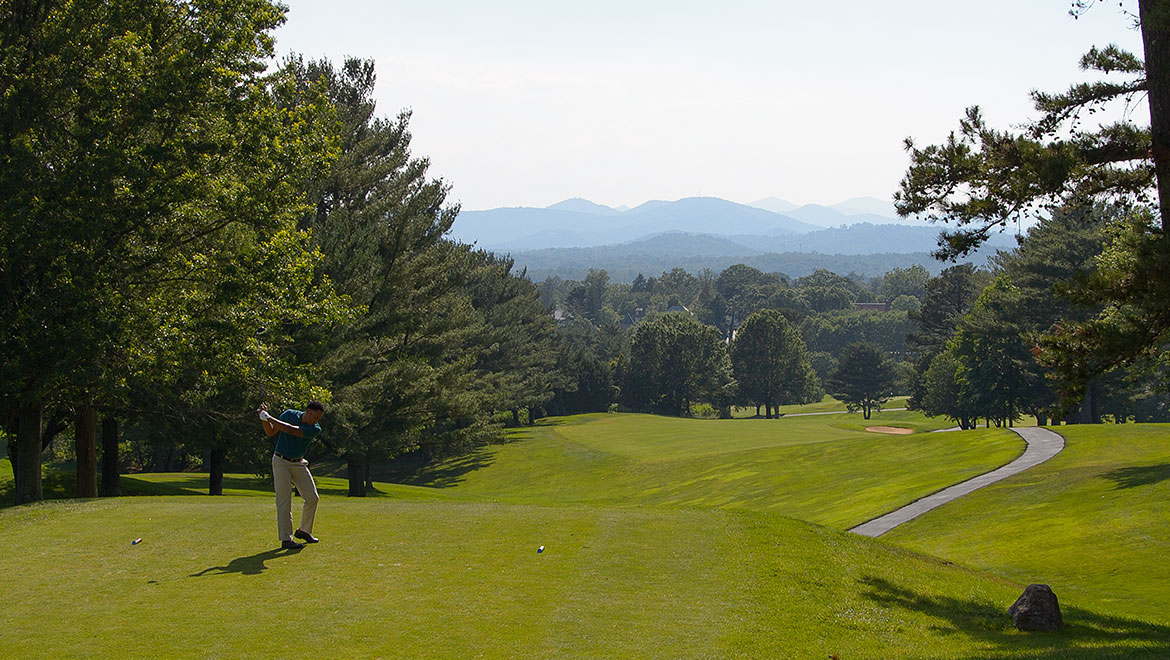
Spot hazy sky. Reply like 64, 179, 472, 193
273, 1, 1146, 211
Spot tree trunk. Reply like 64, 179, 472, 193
364, 456, 373, 490
347, 458, 366, 497
100, 417, 121, 497
208, 446, 225, 496
15, 403, 43, 504
74, 405, 98, 498
1140, 0, 1170, 228
1036, 413, 1048, 427
512, 409, 521, 427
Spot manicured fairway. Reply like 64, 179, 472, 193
884, 424, 1170, 623
400, 412, 1023, 529
2, 495, 1169, 659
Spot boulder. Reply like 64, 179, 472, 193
1008, 584, 1064, 631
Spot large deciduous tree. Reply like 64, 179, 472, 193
624, 312, 733, 416
730, 309, 821, 418
0, 0, 334, 503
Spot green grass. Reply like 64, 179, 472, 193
3, 495, 1169, 659
398, 412, 1022, 529
5, 414, 1170, 657
883, 424, 1170, 622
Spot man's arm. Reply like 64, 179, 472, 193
258, 403, 284, 437
260, 409, 308, 437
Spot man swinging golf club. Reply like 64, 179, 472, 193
259, 401, 325, 550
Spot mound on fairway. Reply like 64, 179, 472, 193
398, 412, 1024, 529
3, 496, 1169, 659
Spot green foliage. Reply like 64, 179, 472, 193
895, 4, 1170, 394
464, 251, 564, 419
801, 308, 915, 356
730, 309, 821, 417
827, 342, 898, 420
906, 264, 991, 409
0, 0, 340, 500
794, 269, 859, 313
920, 347, 979, 429
283, 56, 492, 489
548, 319, 623, 415
878, 264, 929, 303
624, 313, 732, 416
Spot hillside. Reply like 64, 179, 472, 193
884, 424, 1170, 621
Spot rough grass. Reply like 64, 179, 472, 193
883, 424, 1170, 623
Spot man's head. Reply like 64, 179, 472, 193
303, 401, 325, 424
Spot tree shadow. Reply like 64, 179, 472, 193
189, 547, 302, 577
119, 474, 270, 496
1103, 464, 1170, 490
859, 575, 1170, 658
395, 449, 497, 489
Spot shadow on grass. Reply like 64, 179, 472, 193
860, 576, 1170, 658
189, 547, 302, 577
1104, 464, 1170, 490
0, 462, 81, 508
121, 474, 270, 496
395, 449, 497, 489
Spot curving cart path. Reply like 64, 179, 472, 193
849, 427, 1065, 538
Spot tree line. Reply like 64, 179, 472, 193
7, 1, 1170, 504
540, 263, 926, 420
1, 2, 559, 504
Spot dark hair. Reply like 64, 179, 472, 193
306, 401, 325, 412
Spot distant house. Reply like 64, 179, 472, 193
666, 304, 691, 315
552, 305, 572, 326
852, 302, 890, 312
622, 307, 648, 331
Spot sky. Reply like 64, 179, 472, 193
272, 1, 1147, 212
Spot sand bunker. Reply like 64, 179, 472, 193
865, 426, 914, 435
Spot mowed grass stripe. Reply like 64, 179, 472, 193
409, 412, 1024, 529
884, 424, 1170, 623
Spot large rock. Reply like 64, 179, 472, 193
1008, 584, 1064, 631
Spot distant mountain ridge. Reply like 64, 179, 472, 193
508, 228, 1012, 283
450, 195, 931, 252
450, 197, 819, 252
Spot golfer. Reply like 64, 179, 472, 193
259, 401, 325, 550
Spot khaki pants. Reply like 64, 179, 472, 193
272, 454, 319, 542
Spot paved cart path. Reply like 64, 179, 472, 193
849, 427, 1065, 538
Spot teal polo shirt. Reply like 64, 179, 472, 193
273, 409, 322, 460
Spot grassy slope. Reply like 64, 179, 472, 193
884, 424, 1170, 622
5, 413, 1170, 657
3, 496, 1168, 659
400, 412, 1022, 529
